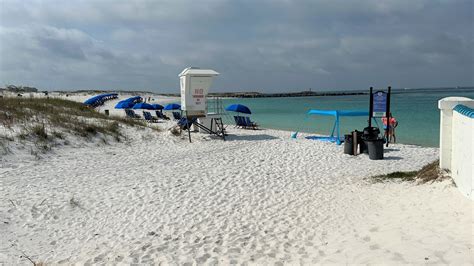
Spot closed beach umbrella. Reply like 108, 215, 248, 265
132, 102, 155, 109
225, 104, 252, 114
163, 103, 181, 110
151, 103, 164, 110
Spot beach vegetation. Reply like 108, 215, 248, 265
0, 135, 12, 155
0, 97, 153, 155
31, 124, 48, 140
370, 160, 448, 184
371, 171, 418, 182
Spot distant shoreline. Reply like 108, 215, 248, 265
2, 86, 472, 99
207, 91, 367, 98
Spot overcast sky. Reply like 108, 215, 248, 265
0, 0, 472, 92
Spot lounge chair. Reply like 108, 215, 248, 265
235, 116, 248, 128
125, 109, 140, 119
233, 116, 241, 128
234, 116, 258, 129
172, 111, 182, 120
244, 116, 258, 130
177, 117, 197, 130
156, 111, 170, 120
143, 111, 158, 123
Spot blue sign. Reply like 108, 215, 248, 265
372, 91, 387, 117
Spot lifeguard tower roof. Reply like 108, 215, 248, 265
179, 67, 219, 77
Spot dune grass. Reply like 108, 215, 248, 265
371, 160, 446, 184
0, 97, 148, 148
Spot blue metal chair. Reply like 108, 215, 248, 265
143, 111, 158, 122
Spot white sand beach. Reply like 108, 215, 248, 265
0, 94, 472, 265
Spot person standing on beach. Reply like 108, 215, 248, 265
382, 113, 398, 143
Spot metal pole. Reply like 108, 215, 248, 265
369, 87, 373, 128
352, 130, 358, 156
386, 86, 391, 147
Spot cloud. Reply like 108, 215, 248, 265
0, 0, 472, 91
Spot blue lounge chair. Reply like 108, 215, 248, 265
244, 116, 258, 130
125, 109, 140, 119
234, 116, 258, 129
172, 111, 182, 120
156, 111, 170, 120
177, 117, 197, 130
237, 116, 247, 128
233, 116, 241, 128
143, 111, 158, 123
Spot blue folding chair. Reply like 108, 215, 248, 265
172, 112, 182, 120
143, 111, 158, 123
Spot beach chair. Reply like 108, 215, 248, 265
233, 116, 241, 128
244, 117, 258, 130
143, 111, 158, 123
125, 109, 140, 119
156, 111, 170, 120
172, 111, 182, 120
177, 117, 196, 130
237, 116, 249, 128
234, 116, 243, 128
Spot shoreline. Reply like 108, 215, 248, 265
243, 125, 435, 148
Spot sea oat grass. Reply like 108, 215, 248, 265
0, 97, 152, 143
370, 160, 447, 184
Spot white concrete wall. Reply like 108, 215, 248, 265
451, 110, 473, 199
439, 97, 474, 200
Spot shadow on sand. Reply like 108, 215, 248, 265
384, 156, 403, 160
225, 134, 279, 141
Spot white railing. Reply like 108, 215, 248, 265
438, 97, 474, 200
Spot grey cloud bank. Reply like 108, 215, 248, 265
0, 0, 472, 92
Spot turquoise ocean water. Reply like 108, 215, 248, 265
219, 88, 474, 147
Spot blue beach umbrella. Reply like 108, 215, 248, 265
123, 96, 142, 103
225, 104, 252, 114
83, 95, 101, 105
132, 102, 155, 109
115, 96, 142, 109
163, 103, 181, 110
151, 103, 164, 110
115, 100, 135, 109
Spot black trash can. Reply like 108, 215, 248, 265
344, 134, 353, 155
104, 110, 109, 116
360, 139, 368, 154
363, 127, 380, 140
367, 139, 384, 160
353, 130, 367, 154
362, 127, 380, 154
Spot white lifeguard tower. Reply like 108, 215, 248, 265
179, 67, 219, 117
178, 67, 225, 142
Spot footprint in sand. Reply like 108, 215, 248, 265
369, 244, 380, 250
369, 227, 379, 232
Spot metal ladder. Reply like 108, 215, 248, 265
207, 97, 233, 126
